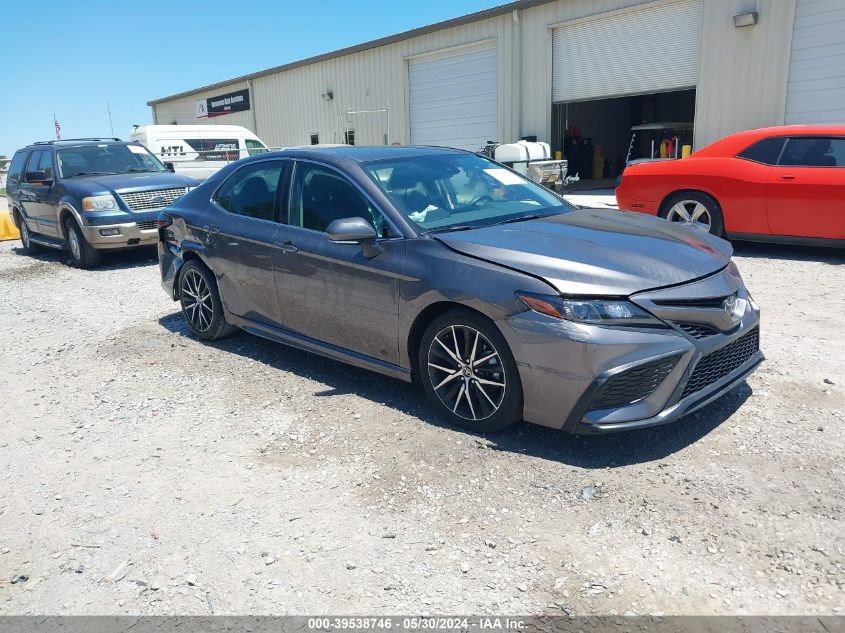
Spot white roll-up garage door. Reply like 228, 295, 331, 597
552, 0, 702, 103
785, 0, 845, 124
408, 44, 497, 151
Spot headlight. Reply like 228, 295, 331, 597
516, 292, 666, 327
81, 194, 119, 211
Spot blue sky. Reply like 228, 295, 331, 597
0, 0, 505, 157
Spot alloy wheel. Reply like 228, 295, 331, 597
666, 200, 712, 232
427, 324, 506, 421
68, 228, 81, 261
181, 269, 214, 332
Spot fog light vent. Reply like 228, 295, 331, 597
589, 355, 680, 411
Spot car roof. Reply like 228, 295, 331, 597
695, 124, 845, 157
264, 145, 474, 164
130, 124, 256, 134
25, 138, 138, 150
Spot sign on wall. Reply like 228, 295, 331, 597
195, 88, 251, 119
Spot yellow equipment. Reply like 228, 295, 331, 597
0, 206, 20, 241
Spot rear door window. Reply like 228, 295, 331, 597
24, 150, 45, 181
778, 137, 845, 167
736, 137, 785, 165
213, 160, 284, 221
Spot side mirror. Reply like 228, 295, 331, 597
326, 217, 382, 258
326, 217, 377, 242
164, 162, 176, 173
26, 170, 52, 184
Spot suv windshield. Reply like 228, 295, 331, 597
364, 153, 571, 232
57, 144, 167, 178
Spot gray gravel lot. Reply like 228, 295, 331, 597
0, 238, 842, 615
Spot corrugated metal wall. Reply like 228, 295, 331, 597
694, 0, 796, 148
152, 0, 800, 153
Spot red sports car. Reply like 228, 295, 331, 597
615, 125, 845, 245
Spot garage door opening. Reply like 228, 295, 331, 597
551, 88, 696, 185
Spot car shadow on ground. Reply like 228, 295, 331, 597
7, 244, 158, 271
732, 240, 845, 265
159, 311, 751, 469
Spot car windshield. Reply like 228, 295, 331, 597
364, 153, 571, 233
57, 144, 167, 178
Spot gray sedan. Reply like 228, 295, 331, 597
157, 146, 762, 433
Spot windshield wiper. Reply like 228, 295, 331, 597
68, 171, 116, 177
424, 225, 476, 234
492, 212, 558, 226
122, 168, 159, 173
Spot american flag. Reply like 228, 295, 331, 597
54, 115, 61, 140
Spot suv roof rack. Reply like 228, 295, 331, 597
32, 137, 123, 145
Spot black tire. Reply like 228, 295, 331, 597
178, 260, 237, 340
16, 212, 46, 255
659, 191, 725, 237
418, 309, 522, 433
63, 217, 101, 269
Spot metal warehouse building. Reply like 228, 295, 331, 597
148, 0, 845, 179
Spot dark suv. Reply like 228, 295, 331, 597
6, 138, 198, 268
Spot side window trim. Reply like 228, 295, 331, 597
286, 158, 404, 240
210, 158, 288, 225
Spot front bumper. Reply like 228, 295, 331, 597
500, 267, 762, 434
78, 210, 160, 249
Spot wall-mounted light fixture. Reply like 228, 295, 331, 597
733, 11, 758, 28
321, 91, 334, 102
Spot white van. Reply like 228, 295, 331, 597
129, 125, 270, 181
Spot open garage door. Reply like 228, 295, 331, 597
785, 0, 845, 124
408, 44, 497, 151
552, 0, 702, 104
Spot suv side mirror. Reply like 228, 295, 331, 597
326, 217, 382, 258
26, 170, 52, 185
164, 162, 176, 173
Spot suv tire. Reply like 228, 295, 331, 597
419, 309, 523, 433
16, 213, 46, 256
178, 260, 237, 340
64, 217, 101, 269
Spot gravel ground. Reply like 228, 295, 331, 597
0, 237, 842, 616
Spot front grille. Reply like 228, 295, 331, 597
675, 322, 720, 339
681, 327, 760, 399
136, 220, 157, 230
119, 187, 187, 211
590, 355, 680, 410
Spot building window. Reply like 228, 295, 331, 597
344, 129, 355, 146
310, 133, 319, 145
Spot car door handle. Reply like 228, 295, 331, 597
203, 225, 220, 234
274, 239, 298, 253
778, 175, 796, 181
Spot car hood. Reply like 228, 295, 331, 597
434, 209, 732, 296
63, 172, 198, 196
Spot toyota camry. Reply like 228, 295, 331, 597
157, 146, 763, 434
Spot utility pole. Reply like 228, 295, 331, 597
107, 102, 115, 137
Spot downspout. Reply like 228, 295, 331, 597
247, 78, 258, 134
513, 8, 522, 141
